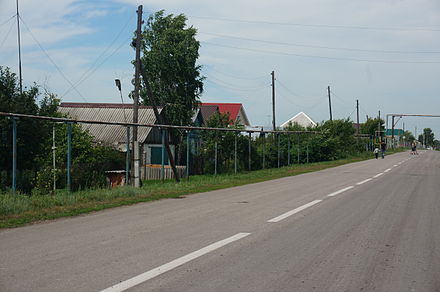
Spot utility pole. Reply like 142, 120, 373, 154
271, 71, 276, 131
327, 86, 332, 121
378, 110, 381, 143
391, 115, 395, 149
132, 5, 142, 187
356, 99, 360, 136
16, 0, 23, 94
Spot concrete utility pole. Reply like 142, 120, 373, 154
378, 110, 381, 143
356, 99, 360, 136
271, 71, 276, 131
16, 0, 23, 94
327, 86, 332, 121
132, 5, 143, 187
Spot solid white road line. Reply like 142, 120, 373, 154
327, 186, 354, 197
268, 200, 322, 223
373, 173, 384, 178
100, 233, 251, 292
384, 168, 392, 173
356, 178, 372, 185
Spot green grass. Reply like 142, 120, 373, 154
0, 149, 405, 228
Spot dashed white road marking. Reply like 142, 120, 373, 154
356, 178, 372, 185
100, 233, 251, 292
384, 168, 392, 173
394, 164, 398, 167
268, 200, 322, 223
373, 173, 384, 178
327, 186, 354, 197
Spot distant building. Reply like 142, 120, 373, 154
280, 112, 317, 129
59, 102, 174, 166
199, 103, 251, 126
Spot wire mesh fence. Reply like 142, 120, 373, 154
1, 112, 323, 194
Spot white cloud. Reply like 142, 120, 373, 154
1, 0, 440, 136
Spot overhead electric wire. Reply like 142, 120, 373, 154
207, 67, 267, 80
19, 15, 88, 102
206, 74, 270, 91
191, 15, 440, 32
202, 42, 440, 64
0, 18, 15, 49
0, 14, 16, 28
200, 31, 440, 55
62, 12, 135, 98
205, 78, 268, 95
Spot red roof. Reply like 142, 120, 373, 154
201, 103, 242, 121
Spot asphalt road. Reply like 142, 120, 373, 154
1, 150, 439, 292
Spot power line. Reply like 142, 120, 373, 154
207, 67, 267, 80
202, 41, 440, 64
199, 31, 440, 55
0, 18, 15, 49
191, 15, 440, 32
19, 15, 88, 102
206, 74, 270, 91
0, 14, 16, 28
205, 78, 268, 94
61, 12, 135, 98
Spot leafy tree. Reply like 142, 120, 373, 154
138, 10, 204, 126
360, 117, 384, 137
400, 130, 415, 145
0, 66, 124, 193
418, 128, 434, 146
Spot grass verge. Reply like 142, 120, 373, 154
0, 149, 405, 229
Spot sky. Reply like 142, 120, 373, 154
1, 0, 440, 139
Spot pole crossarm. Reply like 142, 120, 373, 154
0, 112, 319, 135
386, 114, 440, 118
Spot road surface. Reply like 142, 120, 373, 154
1, 150, 439, 291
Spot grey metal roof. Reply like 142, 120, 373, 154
59, 103, 162, 146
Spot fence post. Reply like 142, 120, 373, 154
234, 133, 237, 174
262, 132, 266, 169
287, 134, 291, 165
214, 141, 218, 175
248, 132, 251, 171
161, 129, 165, 182
12, 117, 17, 194
125, 126, 130, 185
186, 130, 190, 178
277, 133, 281, 168
67, 122, 72, 191
307, 143, 309, 163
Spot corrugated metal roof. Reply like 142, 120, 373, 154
59, 103, 162, 146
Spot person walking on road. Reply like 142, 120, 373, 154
380, 141, 386, 159
374, 147, 380, 159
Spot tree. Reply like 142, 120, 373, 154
138, 10, 204, 127
360, 117, 384, 137
418, 128, 434, 146
400, 130, 415, 146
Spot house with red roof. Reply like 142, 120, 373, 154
199, 103, 250, 126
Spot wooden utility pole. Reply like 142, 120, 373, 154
16, 0, 23, 94
132, 5, 142, 187
327, 86, 332, 121
356, 99, 360, 136
271, 71, 276, 131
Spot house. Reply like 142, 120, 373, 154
200, 103, 250, 126
58, 102, 174, 166
193, 104, 219, 126
280, 112, 317, 129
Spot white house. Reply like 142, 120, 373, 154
280, 112, 317, 129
